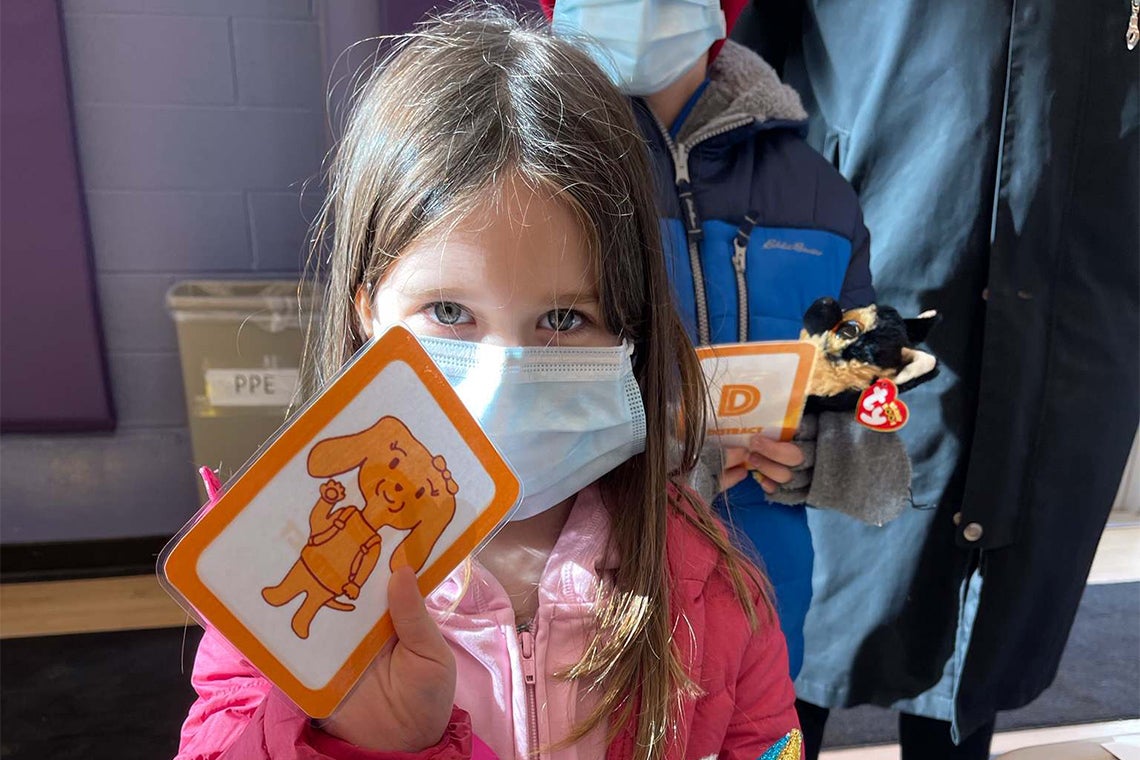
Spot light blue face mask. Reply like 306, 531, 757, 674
552, 0, 726, 96
417, 336, 647, 521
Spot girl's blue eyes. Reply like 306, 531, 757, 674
432, 301, 469, 326
542, 308, 584, 332
425, 302, 586, 332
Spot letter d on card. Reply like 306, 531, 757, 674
718, 384, 762, 416
159, 325, 520, 718
696, 341, 816, 448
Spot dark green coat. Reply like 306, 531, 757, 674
735, 0, 1139, 739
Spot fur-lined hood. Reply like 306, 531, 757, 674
675, 40, 808, 145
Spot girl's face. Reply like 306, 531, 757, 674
357, 177, 620, 349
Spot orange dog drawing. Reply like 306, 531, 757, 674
261, 416, 459, 639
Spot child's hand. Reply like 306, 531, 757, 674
320, 566, 456, 752
719, 447, 752, 492
745, 435, 805, 494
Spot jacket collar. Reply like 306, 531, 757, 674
427, 485, 616, 617
427, 484, 726, 617
674, 40, 808, 145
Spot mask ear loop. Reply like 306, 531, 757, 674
616, 330, 637, 363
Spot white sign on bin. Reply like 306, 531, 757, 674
205, 368, 299, 407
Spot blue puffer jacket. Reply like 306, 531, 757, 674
634, 41, 875, 678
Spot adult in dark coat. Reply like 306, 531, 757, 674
733, 0, 1139, 757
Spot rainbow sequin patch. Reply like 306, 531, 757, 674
758, 729, 803, 760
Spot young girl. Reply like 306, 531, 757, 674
175, 9, 800, 760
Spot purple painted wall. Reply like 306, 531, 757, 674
0, 0, 481, 544
0, 0, 114, 432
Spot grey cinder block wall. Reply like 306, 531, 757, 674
0, 0, 450, 544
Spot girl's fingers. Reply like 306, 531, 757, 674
722, 442, 799, 492
748, 435, 805, 468
720, 463, 750, 492
753, 471, 778, 494
722, 447, 748, 470
387, 567, 449, 664
747, 455, 794, 485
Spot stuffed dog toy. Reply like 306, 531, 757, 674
799, 296, 939, 413
262, 415, 458, 639
756, 297, 940, 524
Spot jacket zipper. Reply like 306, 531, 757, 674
1127, 0, 1139, 50
647, 110, 755, 346
649, 109, 711, 345
732, 213, 760, 343
518, 621, 540, 759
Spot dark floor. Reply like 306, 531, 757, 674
817, 581, 1140, 748
1, 626, 203, 760
0, 583, 1136, 758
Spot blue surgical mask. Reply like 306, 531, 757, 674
552, 0, 726, 96
417, 335, 646, 521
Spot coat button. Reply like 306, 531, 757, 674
963, 522, 984, 542
953, 511, 963, 526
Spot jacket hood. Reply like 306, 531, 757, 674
675, 39, 807, 145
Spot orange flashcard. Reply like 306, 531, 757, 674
160, 325, 520, 718
695, 341, 817, 446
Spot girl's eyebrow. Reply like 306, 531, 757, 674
396, 285, 472, 301
398, 285, 600, 306
548, 291, 599, 305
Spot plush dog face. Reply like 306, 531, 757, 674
801, 297, 939, 410
307, 416, 459, 531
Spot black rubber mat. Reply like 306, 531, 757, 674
1, 626, 202, 760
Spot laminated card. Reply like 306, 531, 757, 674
696, 341, 817, 448
161, 325, 521, 717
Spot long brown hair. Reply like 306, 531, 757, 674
305, 7, 771, 759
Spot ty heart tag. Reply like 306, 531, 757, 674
856, 378, 908, 432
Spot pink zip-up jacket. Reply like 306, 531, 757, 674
175, 484, 803, 760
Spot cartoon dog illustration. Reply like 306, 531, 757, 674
261, 416, 459, 639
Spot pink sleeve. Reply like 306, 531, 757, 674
175, 627, 497, 760
175, 627, 273, 759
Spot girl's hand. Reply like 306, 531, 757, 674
320, 566, 456, 752
744, 435, 805, 494
719, 447, 751, 492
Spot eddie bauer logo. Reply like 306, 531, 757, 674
763, 238, 823, 256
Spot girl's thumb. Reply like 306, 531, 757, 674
387, 566, 447, 657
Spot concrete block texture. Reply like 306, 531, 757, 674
72, 105, 324, 192
247, 190, 324, 271
233, 18, 323, 106
61, 0, 313, 19
106, 353, 188, 429
96, 272, 181, 353
86, 191, 251, 272
62, 13, 235, 105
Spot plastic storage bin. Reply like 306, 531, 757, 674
166, 280, 314, 499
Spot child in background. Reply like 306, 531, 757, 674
545, 0, 882, 680
175, 9, 802, 760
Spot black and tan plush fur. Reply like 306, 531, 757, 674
801, 297, 939, 412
